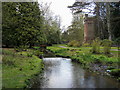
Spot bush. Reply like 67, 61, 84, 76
68, 40, 76, 47
91, 38, 101, 54
68, 40, 81, 47
33, 50, 43, 56
73, 42, 81, 47
102, 39, 112, 54
15, 45, 29, 52
27, 52, 33, 57
82, 43, 90, 47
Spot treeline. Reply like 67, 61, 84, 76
62, 2, 120, 46
62, 14, 84, 46
2, 2, 61, 48
93, 2, 120, 40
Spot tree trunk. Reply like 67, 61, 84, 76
95, 3, 100, 38
106, 3, 112, 41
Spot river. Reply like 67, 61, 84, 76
32, 57, 120, 88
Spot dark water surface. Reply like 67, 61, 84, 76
32, 57, 120, 88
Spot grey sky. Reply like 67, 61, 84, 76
38, 0, 75, 28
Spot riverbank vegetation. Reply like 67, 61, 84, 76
47, 44, 120, 81
2, 48, 44, 88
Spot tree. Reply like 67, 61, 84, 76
66, 14, 84, 45
2, 2, 19, 47
2, 2, 45, 47
40, 2, 62, 45
110, 2, 120, 40
106, 3, 112, 41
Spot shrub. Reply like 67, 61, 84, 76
102, 39, 112, 54
14, 45, 29, 52
91, 38, 101, 54
68, 40, 76, 47
27, 52, 33, 57
33, 50, 43, 56
73, 42, 81, 47
82, 43, 90, 47
68, 40, 81, 47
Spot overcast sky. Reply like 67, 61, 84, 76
38, 0, 75, 29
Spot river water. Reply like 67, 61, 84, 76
32, 57, 120, 88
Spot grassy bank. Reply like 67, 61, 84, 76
47, 44, 120, 81
2, 48, 44, 88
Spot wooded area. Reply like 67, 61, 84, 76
2, 2, 120, 48
2, 2, 61, 48
65, 2, 120, 46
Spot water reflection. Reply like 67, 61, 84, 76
33, 58, 120, 88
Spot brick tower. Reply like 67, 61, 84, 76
84, 14, 95, 43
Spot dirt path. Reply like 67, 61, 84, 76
111, 49, 119, 51
59, 46, 67, 48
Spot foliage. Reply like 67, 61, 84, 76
61, 15, 84, 44
61, 31, 69, 43
68, 40, 76, 47
82, 43, 91, 47
33, 46, 40, 50
91, 38, 101, 54
26, 52, 33, 57
102, 39, 112, 54
33, 50, 43, 56
68, 40, 81, 47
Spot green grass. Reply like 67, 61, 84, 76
2, 48, 44, 88
47, 44, 119, 67
33, 46, 40, 49
54, 44, 119, 57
